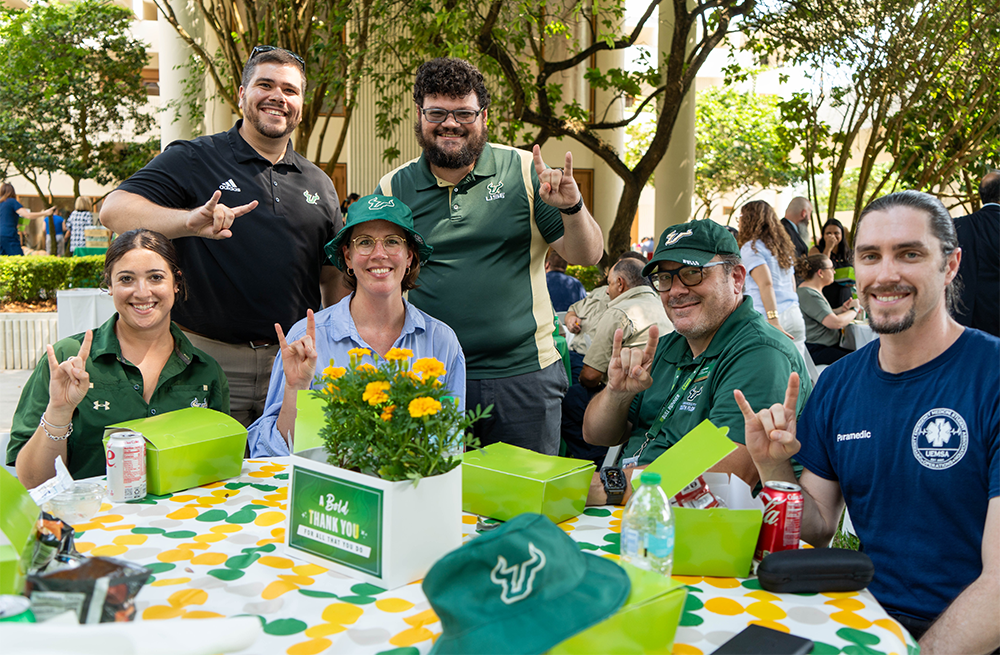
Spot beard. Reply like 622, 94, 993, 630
415, 120, 487, 169
246, 104, 299, 140
862, 285, 917, 334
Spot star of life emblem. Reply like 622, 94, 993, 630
911, 408, 968, 470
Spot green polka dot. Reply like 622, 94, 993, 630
838, 627, 881, 646
273, 473, 288, 480
262, 618, 307, 636
599, 543, 620, 555
226, 509, 259, 524
740, 579, 762, 590
126, 498, 158, 505
132, 527, 166, 534
225, 482, 249, 490
843, 645, 885, 655
602, 533, 620, 545
810, 642, 842, 655
684, 585, 703, 594
684, 594, 704, 612
145, 563, 176, 574
678, 611, 704, 627
299, 589, 339, 599
351, 583, 386, 596
338, 595, 377, 605
577, 542, 600, 551
377, 648, 420, 655
250, 483, 278, 492
162, 530, 197, 539
225, 553, 261, 570
583, 508, 612, 517
208, 569, 245, 581
907, 642, 920, 655
241, 544, 276, 555
195, 509, 229, 522
146, 493, 173, 500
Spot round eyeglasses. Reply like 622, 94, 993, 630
351, 234, 407, 255
651, 261, 726, 291
420, 108, 483, 124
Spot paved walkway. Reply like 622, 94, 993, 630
1, 369, 33, 434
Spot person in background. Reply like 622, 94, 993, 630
546, 249, 587, 312
340, 192, 361, 214
953, 170, 999, 337
809, 218, 854, 308
782, 196, 813, 259
45, 208, 66, 256
66, 196, 97, 254
0, 182, 54, 256
6, 229, 229, 488
737, 200, 806, 356
795, 254, 860, 364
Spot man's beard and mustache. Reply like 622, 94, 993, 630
247, 103, 298, 140
862, 284, 917, 334
415, 121, 487, 169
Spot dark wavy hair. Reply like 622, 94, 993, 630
241, 47, 306, 91
413, 58, 490, 110
103, 229, 187, 300
737, 200, 795, 270
815, 218, 852, 262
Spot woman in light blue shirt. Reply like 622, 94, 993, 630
247, 196, 465, 457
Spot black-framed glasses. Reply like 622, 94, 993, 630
652, 261, 726, 291
250, 45, 305, 67
351, 234, 407, 255
419, 107, 483, 124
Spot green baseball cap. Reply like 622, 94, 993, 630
423, 513, 630, 655
642, 219, 741, 277
324, 194, 433, 271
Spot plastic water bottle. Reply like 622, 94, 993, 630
620, 471, 674, 576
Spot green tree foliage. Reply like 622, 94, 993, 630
693, 86, 803, 221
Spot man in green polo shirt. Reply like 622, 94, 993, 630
583, 219, 811, 505
376, 58, 603, 454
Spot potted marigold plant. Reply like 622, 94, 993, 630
285, 347, 489, 589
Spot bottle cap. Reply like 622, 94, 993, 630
639, 471, 661, 485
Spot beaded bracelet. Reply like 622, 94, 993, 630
40, 413, 73, 441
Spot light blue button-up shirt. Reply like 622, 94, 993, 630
247, 295, 466, 457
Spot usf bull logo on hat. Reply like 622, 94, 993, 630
642, 219, 741, 277
324, 194, 433, 271
422, 513, 630, 655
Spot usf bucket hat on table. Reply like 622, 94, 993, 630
324, 195, 433, 271
642, 219, 741, 277
422, 513, 630, 655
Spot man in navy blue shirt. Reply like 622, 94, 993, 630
545, 249, 586, 312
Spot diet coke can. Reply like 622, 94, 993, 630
755, 480, 803, 560
106, 431, 146, 502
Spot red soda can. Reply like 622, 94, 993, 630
755, 481, 803, 560
106, 431, 146, 502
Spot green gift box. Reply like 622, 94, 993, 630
640, 420, 763, 578
0, 469, 40, 596
549, 563, 688, 654
103, 408, 246, 496
462, 443, 594, 524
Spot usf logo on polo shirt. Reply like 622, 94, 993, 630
485, 180, 505, 202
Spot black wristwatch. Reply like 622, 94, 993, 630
600, 466, 627, 506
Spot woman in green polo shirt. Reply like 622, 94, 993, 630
7, 229, 229, 487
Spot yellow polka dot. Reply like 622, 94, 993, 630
271, 527, 286, 539
305, 624, 347, 638
562, 516, 579, 524
101, 523, 136, 532
157, 549, 194, 562
256, 538, 283, 546
90, 544, 128, 557
177, 542, 211, 550
143, 605, 186, 620
169, 495, 198, 503
183, 610, 226, 619
558, 523, 576, 532
264, 491, 288, 502
99, 502, 112, 512
248, 471, 271, 478
749, 620, 789, 633
192, 533, 227, 543
821, 591, 859, 600
262, 463, 287, 471
703, 577, 742, 589
92, 514, 124, 523
461, 515, 479, 524
112, 534, 148, 546
71, 521, 103, 532
247, 499, 279, 508
202, 481, 226, 489
194, 496, 226, 506
262, 580, 299, 599
258, 555, 295, 569
602, 552, 621, 561
874, 618, 908, 645
704, 598, 745, 616
210, 524, 242, 534
209, 488, 234, 496
376, 598, 415, 613
254, 511, 285, 527
746, 601, 787, 621
672, 575, 703, 585
278, 574, 315, 586
404, 609, 439, 627
166, 506, 200, 520
75, 541, 95, 553
292, 563, 327, 576
169, 589, 208, 608
151, 577, 192, 587
744, 590, 781, 602
390, 627, 435, 647
825, 597, 866, 611
288, 638, 333, 655
322, 603, 364, 625
191, 552, 228, 566
612, 509, 623, 518
830, 610, 873, 630
673, 645, 704, 655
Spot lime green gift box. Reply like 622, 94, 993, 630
461, 443, 594, 524
638, 420, 763, 578
0, 469, 40, 596
549, 563, 688, 654
103, 407, 246, 495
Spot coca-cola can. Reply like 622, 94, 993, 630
106, 431, 146, 502
755, 480, 803, 560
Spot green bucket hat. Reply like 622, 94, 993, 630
423, 513, 630, 655
642, 219, 741, 277
324, 195, 433, 271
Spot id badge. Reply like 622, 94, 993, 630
621, 456, 639, 468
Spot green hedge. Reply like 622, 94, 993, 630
0, 256, 105, 304
566, 265, 603, 291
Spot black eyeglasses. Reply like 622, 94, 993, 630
651, 262, 726, 291
250, 45, 305, 67
419, 108, 483, 124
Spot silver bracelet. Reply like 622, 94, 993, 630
40, 413, 73, 441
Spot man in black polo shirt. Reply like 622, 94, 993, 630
101, 47, 345, 426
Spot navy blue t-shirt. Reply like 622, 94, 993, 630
796, 328, 999, 621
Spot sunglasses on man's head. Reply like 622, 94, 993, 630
250, 45, 305, 67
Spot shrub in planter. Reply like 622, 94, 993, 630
0, 256, 104, 304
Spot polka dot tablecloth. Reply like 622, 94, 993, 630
67, 459, 916, 655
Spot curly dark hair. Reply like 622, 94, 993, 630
794, 254, 831, 281
413, 58, 490, 110
815, 218, 852, 262
737, 200, 795, 270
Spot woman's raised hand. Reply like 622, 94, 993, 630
46, 330, 92, 416
276, 309, 318, 391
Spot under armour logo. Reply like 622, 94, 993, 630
219, 179, 241, 192
303, 190, 319, 205
368, 197, 395, 211
664, 229, 693, 246
93, 401, 110, 411
490, 543, 546, 605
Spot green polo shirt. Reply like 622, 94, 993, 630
622, 297, 812, 466
377, 143, 565, 379
7, 315, 230, 479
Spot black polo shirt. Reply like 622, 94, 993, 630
116, 121, 342, 342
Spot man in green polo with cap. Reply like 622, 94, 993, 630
583, 219, 811, 505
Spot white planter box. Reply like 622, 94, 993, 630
0, 313, 58, 370
285, 447, 462, 590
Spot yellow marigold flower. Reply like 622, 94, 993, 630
325, 383, 339, 395
323, 366, 346, 380
356, 363, 377, 373
412, 357, 446, 380
408, 396, 442, 418
363, 381, 391, 405
384, 347, 414, 361
380, 405, 395, 422
348, 347, 371, 359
